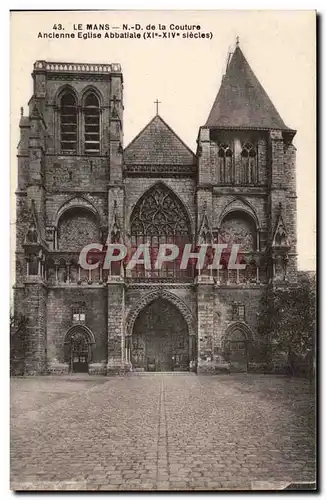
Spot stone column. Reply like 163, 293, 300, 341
107, 278, 130, 374
196, 275, 215, 374
23, 282, 48, 375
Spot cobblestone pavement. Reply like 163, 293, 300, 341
10, 374, 316, 491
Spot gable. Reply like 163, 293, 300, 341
124, 115, 196, 166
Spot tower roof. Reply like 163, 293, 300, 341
205, 46, 291, 130
124, 115, 196, 165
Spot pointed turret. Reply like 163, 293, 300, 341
205, 45, 290, 130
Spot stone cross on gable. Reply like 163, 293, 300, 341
154, 99, 161, 115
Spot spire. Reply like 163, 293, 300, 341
205, 45, 291, 130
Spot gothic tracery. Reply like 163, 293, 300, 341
130, 184, 191, 242
130, 184, 192, 277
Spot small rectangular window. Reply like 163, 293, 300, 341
72, 305, 86, 323
232, 304, 239, 321
232, 304, 245, 322
238, 305, 245, 321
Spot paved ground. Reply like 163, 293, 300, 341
10, 374, 316, 491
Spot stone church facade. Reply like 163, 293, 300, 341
13, 44, 297, 375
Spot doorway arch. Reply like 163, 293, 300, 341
64, 325, 95, 373
222, 322, 252, 372
130, 297, 193, 372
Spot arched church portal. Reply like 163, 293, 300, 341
131, 298, 190, 372
223, 324, 251, 372
64, 326, 95, 373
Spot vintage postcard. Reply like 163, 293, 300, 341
10, 10, 316, 492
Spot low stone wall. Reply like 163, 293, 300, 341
47, 362, 69, 375
88, 363, 107, 375
197, 357, 231, 374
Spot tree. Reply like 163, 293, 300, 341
258, 272, 316, 376
10, 312, 28, 375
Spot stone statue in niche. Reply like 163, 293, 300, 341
110, 200, 121, 243
45, 226, 54, 242
272, 203, 289, 248
111, 222, 121, 244
274, 222, 288, 247
26, 223, 38, 244
100, 226, 108, 245
273, 252, 289, 281
199, 228, 209, 245
111, 95, 119, 118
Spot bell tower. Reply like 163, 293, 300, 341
195, 41, 297, 373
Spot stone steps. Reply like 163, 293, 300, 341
127, 371, 196, 376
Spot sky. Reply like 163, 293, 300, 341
10, 10, 316, 271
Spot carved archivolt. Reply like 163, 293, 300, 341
221, 321, 254, 346
218, 197, 260, 230
64, 324, 96, 344
126, 289, 196, 337
55, 196, 100, 227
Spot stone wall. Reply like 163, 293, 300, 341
22, 283, 47, 375
46, 287, 107, 366
107, 282, 125, 374
44, 156, 109, 193
197, 283, 265, 373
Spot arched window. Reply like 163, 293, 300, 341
60, 92, 77, 153
130, 184, 192, 278
241, 143, 257, 184
218, 144, 233, 184
84, 93, 100, 154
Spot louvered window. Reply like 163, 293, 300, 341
60, 93, 77, 153
84, 93, 100, 153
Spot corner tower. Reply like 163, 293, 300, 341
196, 42, 297, 373
13, 61, 123, 375
198, 42, 297, 281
